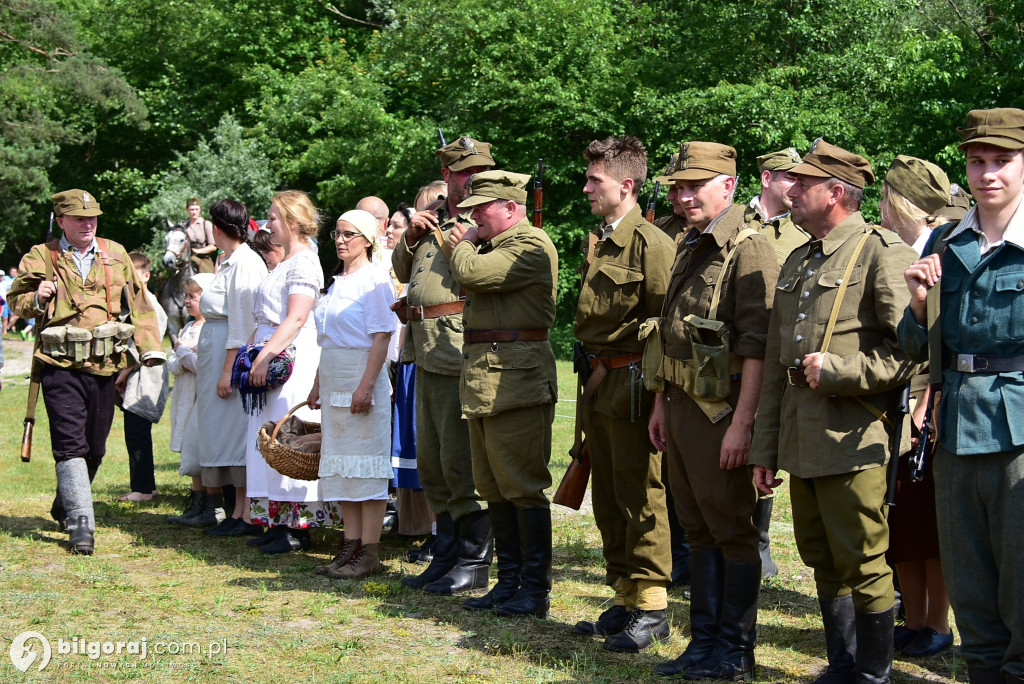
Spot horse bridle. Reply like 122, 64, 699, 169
165, 225, 191, 267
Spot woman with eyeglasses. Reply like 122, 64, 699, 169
310, 209, 398, 579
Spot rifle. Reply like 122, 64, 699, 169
438, 128, 447, 148
533, 159, 548, 228
884, 384, 912, 506
553, 342, 596, 510
22, 212, 55, 462
645, 180, 661, 223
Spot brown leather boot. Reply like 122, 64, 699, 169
316, 536, 359, 575
328, 542, 384, 579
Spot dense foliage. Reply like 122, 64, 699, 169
2, 0, 1021, 353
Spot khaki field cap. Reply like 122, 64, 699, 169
885, 155, 951, 213
337, 209, 380, 249
757, 147, 803, 173
667, 142, 737, 181
52, 189, 102, 217
789, 139, 875, 188
435, 137, 495, 171
958, 108, 1024, 150
653, 153, 678, 184
457, 170, 531, 208
936, 183, 973, 222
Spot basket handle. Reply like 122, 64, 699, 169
269, 400, 311, 443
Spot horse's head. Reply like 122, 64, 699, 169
163, 223, 190, 269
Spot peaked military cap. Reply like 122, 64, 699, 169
958, 108, 1024, 151
789, 139, 875, 188
435, 137, 495, 171
885, 155, 951, 214
757, 147, 803, 173
52, 189, 103, 217
666, 142, 737, 181
457, 170, 530, 208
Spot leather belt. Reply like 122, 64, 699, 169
463, 329, 549, 344
951, 353, 1024, 373
407, 300, 464, 321
787, 367, 809, 387
590, 352, 643, 370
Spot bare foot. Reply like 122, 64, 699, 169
118, 492, 156, 502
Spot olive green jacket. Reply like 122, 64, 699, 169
743, 203, 810, 268
663, 204, 778, 361
9, 238, 166, 376
654, 212, 687, 245
749, 212, 921, 478
391, 204, 468, 376
574, 204, 676, 354
450, 219, 558, 419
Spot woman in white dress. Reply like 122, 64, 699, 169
310, 210, 397, 579
246, 190, 338, 554
193, 200, 268, 531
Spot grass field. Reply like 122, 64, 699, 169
0, 341, 964, 682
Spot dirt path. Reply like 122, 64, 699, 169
1, 336, 34, 382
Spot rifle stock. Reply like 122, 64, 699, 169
645, 180, 661, 223
553, 441, 591, 510
533, 159, 547, 228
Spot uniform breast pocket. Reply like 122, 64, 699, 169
814, 265, 864, 324
774, 273, 801, 326
993, 272, 1024, 339
591, 264, 643, 320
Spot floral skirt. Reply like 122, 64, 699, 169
250, 497, 343, 529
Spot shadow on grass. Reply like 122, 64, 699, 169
0, 514, 68, 548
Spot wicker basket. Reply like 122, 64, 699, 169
258, 401, 322, 481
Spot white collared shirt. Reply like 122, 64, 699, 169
947, 195, 1024, 253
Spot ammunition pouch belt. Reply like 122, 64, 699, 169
39, 322, 135, 365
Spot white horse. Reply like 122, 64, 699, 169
158, 222, 195, 347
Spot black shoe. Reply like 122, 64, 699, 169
203, 516, 241, 536
901, 627, 953, 657
893, 625, 919, 651
654, 547, 725, 677
67, 515, 94, 555
225, 519, 265, 537
167, 490, 205, 524
259, 528, 311, 554
492, 507, 551, 619
402, 512, 458, 589
247, 525, 286, 547
574, 604, 629, 636
423, 510, 493, 596
603, 608, 670, 653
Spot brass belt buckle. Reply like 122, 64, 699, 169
787, 367, 807, 387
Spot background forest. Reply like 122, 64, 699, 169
2, 0, 1021, 354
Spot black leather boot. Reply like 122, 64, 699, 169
402, 511, 457, 589
167, 490, 205, 524
854, 606, 894, 684
966, 666, 1002, 684
654, 547, 725, 677
67, 515, 94, 555
493, 506, 551, 618
603, 608, 671, 652
424, 509, 493, 595
753, 496, 777, 578
683, 561, 760, 681
812, 595, 857, 684
464, 502, 520, 610
575, 604, 629, 636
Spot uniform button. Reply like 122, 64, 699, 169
795, 334, 803, 342
797, 313, 806, 321
835, 278, 843, 285
970, 316, 978, 324
426, 252, 434, 258
802, 291, 810, 299
410, 282, 417, 288
1019, 280, 1023, 288
464, 353, 469, 359
794, 358, 802, 366
814, 252, 823, 258
417, 267, 424, 273
806, 269, 815, 277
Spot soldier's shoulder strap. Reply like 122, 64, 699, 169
923, 221, 960, 385
96, 237, 114, 321
707, 228, 758, 321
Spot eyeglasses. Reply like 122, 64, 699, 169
330, 230, 363, 241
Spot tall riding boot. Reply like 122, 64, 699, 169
56, 459, 95, 555
424, 509, 493, 595
179, 492, 224, 527
654, 547, 725, 677
684, 561, 760, 681
51, 458, 100, 532
854, 606, 894, 684
753, 495, 777, 578
493, 506, 551, 618
402, 511, 457, 589
464, 502, 520, 610
964, 666, 1003, 684
167, 490, 206, 524
812, 595, 857, 684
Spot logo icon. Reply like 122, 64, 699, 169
9, 631, 51, 672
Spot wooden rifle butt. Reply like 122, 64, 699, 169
552, 442, 591, 510
21, 419, 34, 463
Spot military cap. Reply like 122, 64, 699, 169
435, 137, 495, 171
958, 108, 1024, 151
52, 189, 102, 217
885, 155, 951, 214
935, 183, 973, 222
653, 154, 678, 184
666, 142, 737, 181
757, 147, 803, 173
456, 170, 530, 208
186, 196, 201, 208
789, 139, 875, 188
336, 209, 380, 249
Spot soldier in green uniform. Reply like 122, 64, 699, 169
572, 136, 676, 652
649, 142, 778, 681
654, 155, 688, 243
9, 189, 166, 555
748, 142, 920, 684
744, 147, 812, 579
447, 170, 559, 617
393, 137, 494, 595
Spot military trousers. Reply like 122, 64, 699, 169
414, 367, 481, 521
467, 403, 553, 509
789, 466, 894, 613
585, 400, 671, 586
41, 365, 117, 466
934, 444, 1024, 676
663, 384, 759, 563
